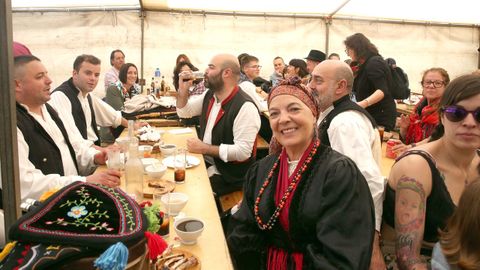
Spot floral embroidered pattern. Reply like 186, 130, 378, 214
103, 186, 136, 231
68, 206, 87, 219
45, 186, 114, 231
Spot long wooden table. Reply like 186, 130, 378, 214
108, 127, 233, 269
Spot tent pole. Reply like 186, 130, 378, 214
325, 16, 331, 56
139, 9, 146, 93
0, 0, 22, 241
478, 27, 480, 69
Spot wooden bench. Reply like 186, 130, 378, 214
219, 190, 244, 212
257, 134, 269, 150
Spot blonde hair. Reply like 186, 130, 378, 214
439, 179, 480, 269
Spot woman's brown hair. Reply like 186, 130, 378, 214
344, 33, 379, 61
439, 179, 480, 269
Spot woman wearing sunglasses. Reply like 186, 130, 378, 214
393, 68, 450, 154
381, 74, 480, 269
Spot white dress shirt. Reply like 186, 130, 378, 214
17, 104, 92, 202
49, 89, 122, 145
104, 67, 119, 89
177, 89, 261, 176
238, 81, 268, 112
318, 106, 384, 231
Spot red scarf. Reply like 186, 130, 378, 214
267, 140, 316, 270
405, 97, 440, 144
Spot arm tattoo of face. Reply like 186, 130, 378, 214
395, 176, 427, 269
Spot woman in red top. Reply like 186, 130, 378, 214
393, 68, 450, 154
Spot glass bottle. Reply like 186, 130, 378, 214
160, 76, 166, 96
125, 137, 143, 201
154, 68, 161, 97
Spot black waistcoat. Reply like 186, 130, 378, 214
53, 78, 100, 146
16, 103, 79, 175
318, 95, 377, 146
199, 87, 257, 185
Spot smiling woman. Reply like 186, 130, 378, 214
228, 77, 376, 269
105, 63, 140, 111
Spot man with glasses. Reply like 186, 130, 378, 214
237, 54, 267, 112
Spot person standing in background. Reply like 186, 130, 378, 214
344, 33, 397, 130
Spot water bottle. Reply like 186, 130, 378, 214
125, 137, 143, 201
154, 68, 161, 94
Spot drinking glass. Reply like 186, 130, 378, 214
107, 148, 123, 171
154, 190, 170, 238
174, 149, 186, 184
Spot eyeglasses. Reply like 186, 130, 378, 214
422, 80, 445, 88
248, 65, 262, 69
442, 105, 480, 123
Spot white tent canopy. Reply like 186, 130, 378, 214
11, 1, 479, 97
12, 0, 480, 25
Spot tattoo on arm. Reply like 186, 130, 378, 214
395, 176, 427, 269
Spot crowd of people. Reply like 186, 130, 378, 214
6, 31, 480, 270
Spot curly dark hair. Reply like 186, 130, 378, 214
172, 61, 198, 90
344, 33, 379, 61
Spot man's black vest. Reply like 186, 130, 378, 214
16, 103, 79, 175
318, 95, 377, 146
199, 87, 257, 186
53, 78, 101, 146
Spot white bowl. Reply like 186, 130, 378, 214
141, 158, 161, 171
160, 192, 188, 216
174, 217, 204, 245
160, 144, 176, 156
145, 164, 167, 179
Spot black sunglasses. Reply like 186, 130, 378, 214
442, 105, 480, 123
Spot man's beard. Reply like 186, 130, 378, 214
205, 72, 224, 92
312, 87, 335, 112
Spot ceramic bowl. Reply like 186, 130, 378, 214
160, 192, 188, 216
145, 164, 167, 179
160, 144, 176, 156
173, 217, 204, 245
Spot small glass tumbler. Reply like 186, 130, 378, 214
174, 149, 186, 184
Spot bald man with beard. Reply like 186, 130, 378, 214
176, 54, 261, 197
309, 60, 386, 270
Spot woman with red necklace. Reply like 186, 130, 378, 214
227, 77, 375, 269
392, 68, 450, 154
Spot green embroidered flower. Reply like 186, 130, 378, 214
68, 205, 88, 219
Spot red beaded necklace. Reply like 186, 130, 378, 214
254, 139, 320, 230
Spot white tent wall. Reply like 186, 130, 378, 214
12, 10, 479, 98
12, 11, 142, 98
